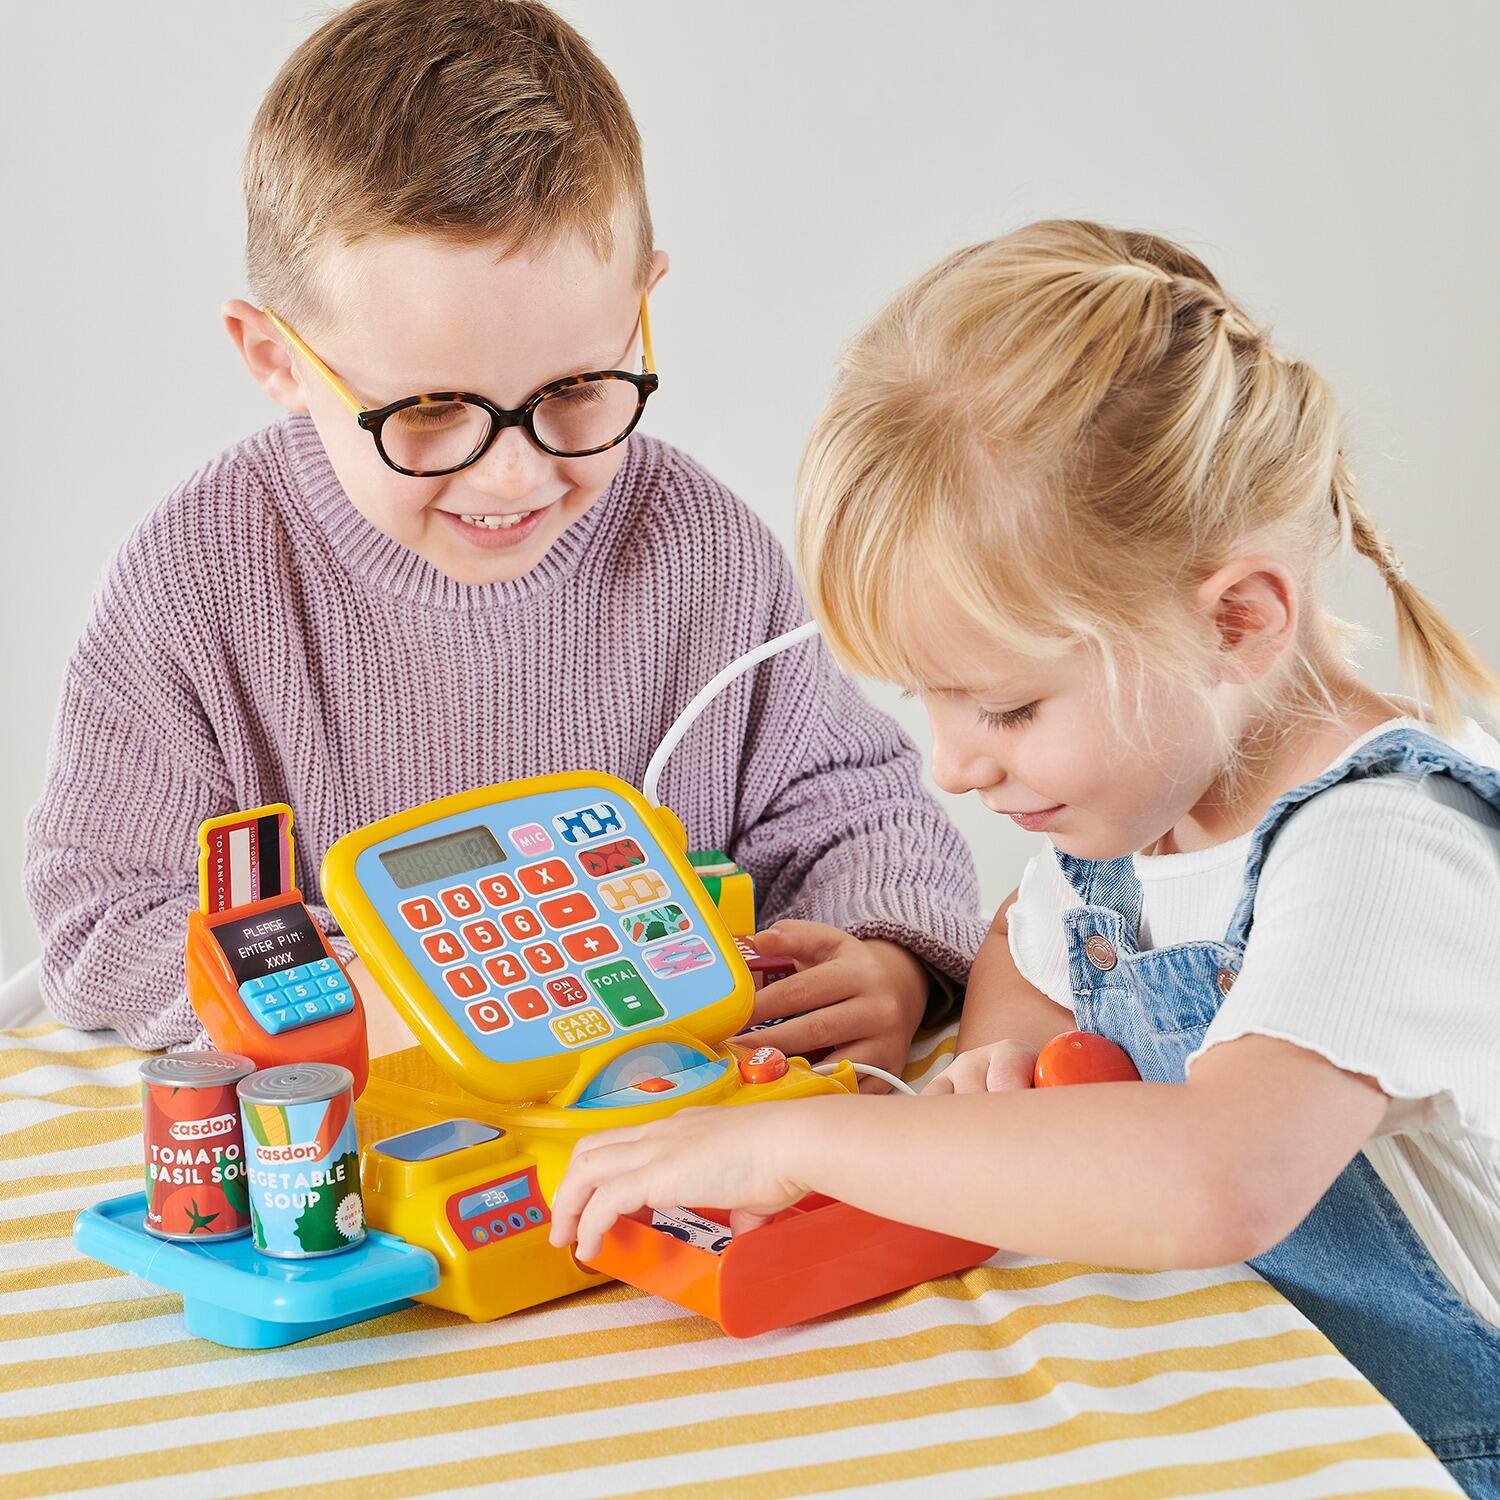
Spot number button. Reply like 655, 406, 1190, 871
399, 897, 442, 931
484, 953, 527, 987
596, 869, 671, 914
546, 976, 589, 1008
465, 998, 510, 1033
440, 885, 483, 919
518, 859, 575, 896
562, 924, 621, 963
461, 919, 505, 953
506, 987, 550, 1021
538, 892, 598, 929
421, 931, 466, 965
444, 965, 487, 1000
501, 909, 544, 942
522, 941, 565, 975
478, 873, 520, 908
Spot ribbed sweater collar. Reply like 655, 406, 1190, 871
277, 413, 627, 610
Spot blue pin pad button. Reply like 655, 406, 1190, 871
239, 959, 355, 1035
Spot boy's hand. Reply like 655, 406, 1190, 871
548, 1104, 810, 1264
730, 921, 928, 1092
924, 1039, 1038, 1095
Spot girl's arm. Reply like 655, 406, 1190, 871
956, 891, 1076, 1053
551, 1032, 1387, 1267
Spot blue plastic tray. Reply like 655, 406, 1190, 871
73, 1193, 440, 1348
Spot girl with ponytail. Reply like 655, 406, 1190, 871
553, 222, 1500, 1494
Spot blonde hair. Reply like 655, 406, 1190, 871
244, 0, 652, 325
798, 220, 1498, 733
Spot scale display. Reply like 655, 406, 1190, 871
335, 776, 742, 1093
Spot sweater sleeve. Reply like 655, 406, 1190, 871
724, 540, 988, 1004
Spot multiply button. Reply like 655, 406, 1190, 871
440, 885, 483, 920
479, 873, 520, 908
422, 931, 466, 965
563, 925, 620, 962
398, 897, 441, 931
538, 892, 597, 929
518, 859, 575, 896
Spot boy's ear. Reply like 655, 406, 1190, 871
645, 249, 669, 295
222, 300, 308, 413
1196, 557, 1298, 681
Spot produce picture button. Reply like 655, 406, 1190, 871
505, 987, 549, 1021
399, 897, 442, 931
422, 930, 467, 965
440, 885, 484, 919
518, 859, 576, 896
479, 873, 520, 908
538, 892, 598, 929
464, 997, 510, 1033
563, 925, 620, 962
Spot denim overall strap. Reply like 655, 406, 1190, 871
1053, 729, 1500, 1492
1224, 726, 1500, 950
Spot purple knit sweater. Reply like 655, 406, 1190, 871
24, 416, 985, 1049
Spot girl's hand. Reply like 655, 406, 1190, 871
730, 921, 928, 1092
548, 1103, 813, 1264
924, 1039, 1038, 1095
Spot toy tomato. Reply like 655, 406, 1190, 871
1033, 1030, 1140, 1086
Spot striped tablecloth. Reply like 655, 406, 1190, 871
1, 1022, 1460, 1499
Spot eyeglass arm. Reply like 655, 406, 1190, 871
261, 307, 366, 417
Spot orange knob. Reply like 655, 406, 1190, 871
1033, 1031, 1139, 1087
738, 1046, 789, 1085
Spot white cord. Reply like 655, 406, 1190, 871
642, 621, 820, 806
814, 1061, 917, 1096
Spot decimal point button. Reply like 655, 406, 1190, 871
739, 1047, 789, 1084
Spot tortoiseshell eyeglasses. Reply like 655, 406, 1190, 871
262, 292, 659, 477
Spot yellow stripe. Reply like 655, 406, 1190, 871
0, 1106, 139, 1163
23, 1375, 1383, 1499
0, 1207, 88, 1246
620, 1431, 1444, 1500
0, 1280, 1292, 1443
0, 1292, 183, 1343
0, 1083, 141, 1109
903, 1030, 958, 1081
0, 1162, 141, 1203
0, 1044, 144, 1082
0, 1026, 65, 1039
0, 1256, 121, 1295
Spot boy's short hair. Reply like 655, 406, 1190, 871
245, 0, 652, 324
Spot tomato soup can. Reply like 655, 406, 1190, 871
140, 1052, 256, 1241
238, 1063, 364, 1258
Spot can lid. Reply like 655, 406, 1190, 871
237, 1062, 353, 1104
139, 1051, 256, 1088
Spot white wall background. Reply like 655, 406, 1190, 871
2, 1, 1496, 977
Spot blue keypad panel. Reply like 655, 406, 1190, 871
239, 957, 355, 1036
352, 785, 736, 1067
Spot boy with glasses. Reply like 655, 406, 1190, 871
24, 0, 985, 1079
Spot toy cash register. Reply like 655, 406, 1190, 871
322, 769, 992, 1335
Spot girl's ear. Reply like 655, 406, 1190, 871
222, 300, 308, 413
1196, 557, 1298, 681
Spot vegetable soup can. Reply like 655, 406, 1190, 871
140, 1052, 256, 1241
238, 1063, 365, 1258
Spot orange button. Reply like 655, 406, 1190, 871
738, 1046, 788, 1084
635, 1077, 674, 1093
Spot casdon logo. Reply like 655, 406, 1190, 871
170, 1113, 237, 1141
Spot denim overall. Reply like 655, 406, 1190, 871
1055, 728, 1500, 1495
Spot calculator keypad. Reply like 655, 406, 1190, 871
239, 957, 355, 1035
374, 795, 731, 1058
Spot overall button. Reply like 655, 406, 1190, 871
634, 1076, 674, 1093
485, 953, 527, 987
521, 941, 565, 975
508, 1211, 527, 1231
739, 1046, 788, 1084
461, 918, 506, 953
422, 931, 467, 965
1084, 935, 1118, 972
526, 1206, 545, 1224
440, 885, 483, 920
479, 873, 521, 909
539, 891, 598, 929
1216, 966, 1237, 995
501, 909, 544, 942
518, 858, 576, 896
489, 1220, 507, 1236
398, 897, 442, 931
471, 1226, 488, 1244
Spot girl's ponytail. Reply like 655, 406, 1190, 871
1331, 454, 1500, 730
